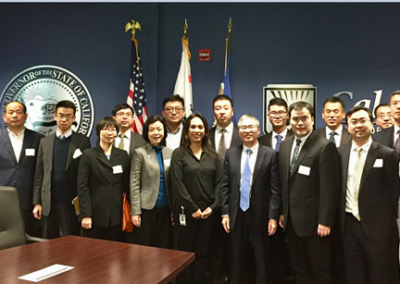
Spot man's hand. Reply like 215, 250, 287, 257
279, 215, 284, 228
32, 204, 42, 220
81, 217, 92, 229
202, 207, 213, 219
317, 224, 331, 237
222, 216, 230, 233
268, 219, 277, 236
132, 215, 141, 227
192, 209, 203, 219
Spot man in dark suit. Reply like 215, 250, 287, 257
258, 97, 293, 150
279, 101, 340, 284
112, 103, 146, 156
220, 114, 281, 284
208, 94, 241, 284
0, 101, 43, 236
315, 96, 351, 147
33, 100, 91, 238
338, 106, 399, 284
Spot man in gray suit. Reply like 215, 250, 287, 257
33, 100, 91, 238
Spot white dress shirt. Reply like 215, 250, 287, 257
7, 127, 25, 163
166, 123, 183, 150
56, 129, 72, 139
325, 126, 343, 148
215, 122, 234, 153
115, 130, 131, 154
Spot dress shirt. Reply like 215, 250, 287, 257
290, 131, 313, 160
240, 142, 259, 190
345, 138, 372, 219
56, 129, 72, 139
272, 128, 288, 150
325, 126, 343, 148
115, 130, 131, 154
215, 122, 234, 153
166, 123, 183, 150
7, 127, 25, 163
393, 124, 400, 146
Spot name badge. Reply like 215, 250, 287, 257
373, 159, 383, 168
73, 148, 82, 159
164, 159, 171, 167
298, 165, 311, 176
113, 165, 123, 174
25, 149, 35, 156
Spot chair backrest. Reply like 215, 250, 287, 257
0, 186, 26, 250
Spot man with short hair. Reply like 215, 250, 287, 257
161, 95, 185, 150
112, 103, 146, 156
0, 101, 43, 236
259, 97, 293, 150
33, 100, 91, 238
279, 101, 340, 284
374, 103, 393, 130
338, 106, 399, 284
315, 96, 351, 147
220, 114, 280, 283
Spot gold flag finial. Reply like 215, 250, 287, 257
227, 17, 233, 36
183, 19, 189, 39
125, 20, 142, 40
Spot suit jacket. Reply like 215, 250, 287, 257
33, 132, 91, 216
372, 126, 395, 148
314, 126, 352, 146
220, 144, 281, 233
279, 131, 341, 237
130, 144, 173, 215
78, 145, 130, 227
258, 128, 294, 148
129, 131, 147, 156
209, 124, 241, 150
338, 141, 399, 241
0, 128, 43, 210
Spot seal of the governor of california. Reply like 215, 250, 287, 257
0, 65, 94, 137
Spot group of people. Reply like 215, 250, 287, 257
1, 90, 400, 284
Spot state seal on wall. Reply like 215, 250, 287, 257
0, 65, 94, 137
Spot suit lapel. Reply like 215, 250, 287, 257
359, 142, 379, 191
341, 143, 352, 195
230, 125, 240, 147
234, 145, 243, 187
340, 126, 351, 146
66, 132, 77, 169
46, 134, 55, 170
251, 146, 265, 187
290, 133, 317, 177
0, 130, 17, 163
281, 136, 294, 181
209, 128, 216, 148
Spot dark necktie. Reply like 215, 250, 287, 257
240, 149, 252, 211
290, 139, 302, 175
329, 131, 337, 145
275, 135, 283, 151
394, 130, 400, 152
218, 129, 227, 163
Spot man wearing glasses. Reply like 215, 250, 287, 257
112, 103, 146, 156
33, 100, 91, 238
374, 103, 394, 131
162, 95, 185, 150
258, 97, 293, 151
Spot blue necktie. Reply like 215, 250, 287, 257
240, 149, 252, 211
276, 135, 283, 151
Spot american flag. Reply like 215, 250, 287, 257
127, 39, 148, 134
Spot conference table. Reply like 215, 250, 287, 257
0, 236, 194, 283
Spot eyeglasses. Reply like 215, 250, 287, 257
239, 125, 257, 131
116, 112, 132, 118
57, 114, 73, 120
101, 128, 117, 133
377, 113, 392, 119
348, 119, 370, 126
269, 111, 287, 117
164, 107, 184, 114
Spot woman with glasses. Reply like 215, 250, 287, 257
130, 115, 173, 248
170, 112, 220, 284
78, 117, 130, 241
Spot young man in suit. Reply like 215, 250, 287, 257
279, 101, 341, 284
112, 103, 146, 156
374, 103, 393, 130
315, 96, 351, 147
0, 101, 43, 236
220, 114, 281, 284
258, 97, 293, 150
33, 100, 91, 238
338, 106, 399, 284
161, 95, 185, 150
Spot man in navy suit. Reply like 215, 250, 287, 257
220, 114, 281, 284
0, 101, 43, 236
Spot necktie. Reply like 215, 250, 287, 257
290, 139, 302, 175
352, 148, 364, 220
240, 149, 252, 211
329, 131, 337, 145
275, 135, 283, 151
218, 129, 227, 163
118, 134, 125, 150
394, 130, 400, 152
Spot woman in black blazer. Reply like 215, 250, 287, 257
78, 117, 130, 241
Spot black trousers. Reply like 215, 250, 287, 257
134, 206, 173, 249
22, 208, 42, 237
42, 203, 80, 239
82, 224, 121, 242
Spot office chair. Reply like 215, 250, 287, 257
0, 186, 46, 250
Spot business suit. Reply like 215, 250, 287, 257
209, 124, 241, 150
315, 126, 352, 146
0, 128, 43, 236
130, 143, 173, 248
220, 144, 281, 284
373, 126, 395, 148
279, 131, 340, 284
33, 132, 91, 237
338, 141, 400, 284
258, 128, 294, 148
78, 145, 130, 241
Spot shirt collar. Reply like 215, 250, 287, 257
56, 129, 72, 138
119, 130, 131, 139
243, 141, 259, 153
272, 128, 288, 139
7, 127, 25, 137
167, 123, 183, 134
326, 125, 343, 136
295, 130, 313, 145
394, 124, 400, 136
216, 121, 234, 134
351, 137, 372, 153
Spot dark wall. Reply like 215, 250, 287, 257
1, 3, 400, 144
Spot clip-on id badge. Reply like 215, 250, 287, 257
179, 206, 186, 226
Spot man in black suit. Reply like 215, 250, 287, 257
112, 103, 146, 156
258, 97, 293, 150
279, 101, 341, 284
0, 101, 43, 236
33, 100, 91, 238
220, 114, 281, 284
315, 96, 351, 147
338, 106, 399, 284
